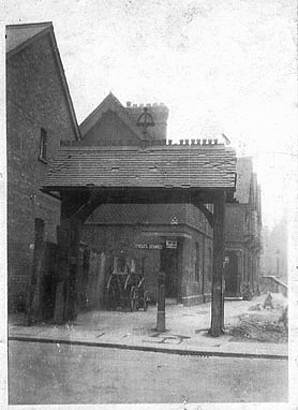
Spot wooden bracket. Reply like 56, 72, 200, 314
64, 190, 102, 223
195, 202, 214, 228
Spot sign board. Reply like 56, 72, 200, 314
170, 216, 178, 225
166, 240, 177, 249
135, 243, 163, 250
135, 244, 148, 249
149, 244, 163, 250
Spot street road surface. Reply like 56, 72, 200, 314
9, 341, 287, 404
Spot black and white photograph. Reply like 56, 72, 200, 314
1, 0, 297, 407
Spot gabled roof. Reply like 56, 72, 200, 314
6, 22, 52, 54
235, 157, 253, 203
43, 144, 237, 191
6, 22, 81, 141
79, 92, 146, 141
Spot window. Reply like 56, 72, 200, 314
39, 128, 47, 162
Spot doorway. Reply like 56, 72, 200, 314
160, 247, 178, 300
224, 251, 239, 297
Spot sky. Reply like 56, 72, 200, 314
3, 0, 297, 229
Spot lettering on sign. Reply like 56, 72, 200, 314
166, 240, 177, 249
135, 244, 148, 249
149, 244, 163, 250
135, 243, 163, 250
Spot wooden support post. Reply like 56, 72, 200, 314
156, 271, 166, 332
52, 191, 101, 324
26, 218, 45, 325
202, 235, 205, 302
54, 221, 71, 324
65, 217, 82, 321
210, 192, 226, 337
54, 217, 82, 323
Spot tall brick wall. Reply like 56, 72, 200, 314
7, 32, 77, 311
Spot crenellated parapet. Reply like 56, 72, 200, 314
126, 101, 168, 111
126, 101, 169, 144
166, 138, 220, 146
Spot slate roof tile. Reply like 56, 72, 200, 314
43, 144, 237, 190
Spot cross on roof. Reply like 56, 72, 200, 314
136, 107, 155, 136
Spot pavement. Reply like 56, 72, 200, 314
8, 294, 288, 360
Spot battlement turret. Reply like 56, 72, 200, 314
126, 101, 169, 144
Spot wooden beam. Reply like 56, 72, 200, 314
42, 186, 235, 206
54, 220, 71, 324
54, 216, 83, 323
61, 190, 103, 223
194, 202, 214, 228
64, 217, 82, 321
210, 191, 226, 336
26, 218, 45, 325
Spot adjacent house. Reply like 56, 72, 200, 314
262, 216, 288, 283
6, 22, 80, 313
224, 157, 262, 297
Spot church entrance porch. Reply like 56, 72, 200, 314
37, 144, 236, 336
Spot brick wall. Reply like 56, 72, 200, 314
81, 220, 212, 306
7, 32, 77, 311
225, 204, 246, 242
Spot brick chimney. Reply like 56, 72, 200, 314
126, 102, 169, 145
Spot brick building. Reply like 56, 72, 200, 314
224, 157, 262, 297
262, 216, 288, 283
6, 22, 80, 312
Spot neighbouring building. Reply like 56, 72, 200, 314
224, 157, 262, 297
262, 216, 288, 283
6, 22, 80, 313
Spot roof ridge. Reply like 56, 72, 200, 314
57, 143, 228, 151
79, 93, 146, 141
80, 92, 125, 129
6, 21, 52, 29
6, 21, 81, 141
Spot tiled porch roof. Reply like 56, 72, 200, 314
43, 144, 236, 190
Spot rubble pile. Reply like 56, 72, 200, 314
227, 293, 288, 344
228, 316, 287, 343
